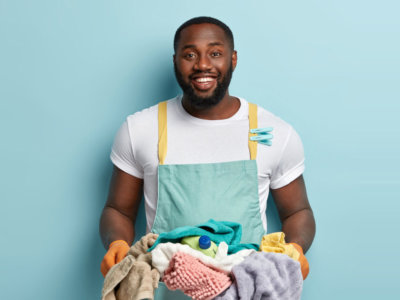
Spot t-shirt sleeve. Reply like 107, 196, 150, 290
270, 126, 305, 189
110, 120, 144, 179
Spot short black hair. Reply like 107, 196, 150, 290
174, 16, 234, 52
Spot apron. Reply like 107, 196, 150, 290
152, 101, 265, 299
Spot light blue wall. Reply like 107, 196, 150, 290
1, 1, 399, 299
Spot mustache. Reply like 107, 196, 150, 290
189, 71, 220, 80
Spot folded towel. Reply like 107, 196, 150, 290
215, 252, 303, 300
152, 242, 255, 276
163, 252, 232, 300
102, 233, 160, 300
149, 219, 259, 254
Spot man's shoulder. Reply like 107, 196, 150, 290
125, 96, 179, 125
253, 102, 293, 133
251, 102, 303, 168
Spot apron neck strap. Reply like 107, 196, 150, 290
157, 100, 258, 164
248, 102, 258, 160
158, 101, 168, 165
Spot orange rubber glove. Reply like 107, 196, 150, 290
101, 240, 130, 277
288, 243, 309, 280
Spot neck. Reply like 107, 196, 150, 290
181, 92, 241, 120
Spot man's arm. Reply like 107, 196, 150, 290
99, 166, 143, 249
270, 175, 315, 253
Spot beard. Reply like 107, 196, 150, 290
174, 63, 233, 110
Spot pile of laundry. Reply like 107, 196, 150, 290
102, 219, 304, 300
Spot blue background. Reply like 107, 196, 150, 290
1, 0, 399, 299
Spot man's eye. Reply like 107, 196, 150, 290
211, 52, 222, 57
185, 53, 196, 59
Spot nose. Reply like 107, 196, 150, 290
194, 54, 212, 71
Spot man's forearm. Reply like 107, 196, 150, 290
282, 208, 315, 253
99, 206, 135, 249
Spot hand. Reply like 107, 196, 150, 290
100, 240, 130, 277
288, 243, 309, 280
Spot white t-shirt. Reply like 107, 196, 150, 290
111, 95, 305, 232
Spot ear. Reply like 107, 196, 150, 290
231, 50, 237, 71
173, 54, 176, 64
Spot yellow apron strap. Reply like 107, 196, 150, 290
159, 101, 256, 163
248, 102, 258, 160
158, 101, 168, 165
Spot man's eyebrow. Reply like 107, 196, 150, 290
182, 44, 196, 50
181, 41, 225, 50
208, 42, 224, 46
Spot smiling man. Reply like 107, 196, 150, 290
100, 16, 315, 298
174, 22, 236, 115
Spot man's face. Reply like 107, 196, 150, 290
174, 23, 237, 109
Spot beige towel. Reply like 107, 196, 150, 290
102, 233, 160, 300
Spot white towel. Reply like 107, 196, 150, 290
151, 242, 255, 276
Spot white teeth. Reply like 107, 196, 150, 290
195, 77, 214, 83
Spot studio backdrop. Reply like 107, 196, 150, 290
1, 1, 399, 299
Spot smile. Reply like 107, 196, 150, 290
191, 76, 217, 91
194, 77, 215, 83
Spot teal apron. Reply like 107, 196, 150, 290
152, 101, 265, 299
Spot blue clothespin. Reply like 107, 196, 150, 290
250, 127, 273, 146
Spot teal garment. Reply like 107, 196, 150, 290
154, 284, 189, 300
152, 160, 265, 245
149, 219, 259, 254
229, 243, 261, 254
152, 101, 266, 300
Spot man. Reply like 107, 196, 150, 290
100, 16, 315, 290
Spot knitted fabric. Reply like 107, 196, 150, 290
214, 252, 303, 300
102, 233, 160, 300
163, 252, 232, 300
152, 242, 255, 276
